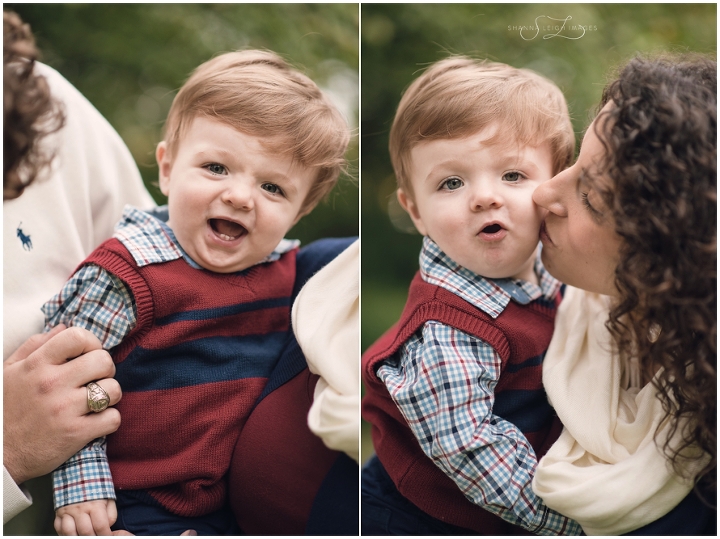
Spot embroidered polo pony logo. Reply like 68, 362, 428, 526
16, 223, 32, 251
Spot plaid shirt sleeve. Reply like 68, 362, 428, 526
52, 438, 116, 509
42, 264, 136, 349
377, 321, 581, 535
43, 264, 135, 509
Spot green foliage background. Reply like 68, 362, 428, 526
360, 4, 716, 462
4, 4, 357, 535
7, 3, 359, 245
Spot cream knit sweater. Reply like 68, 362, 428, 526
292, 240, 359, 462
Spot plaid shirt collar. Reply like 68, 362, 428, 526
419, 236, 561, 319
114, 205, 299, 269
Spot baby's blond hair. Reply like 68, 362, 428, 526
163, 49, 350, 213
390, 56, 575, 197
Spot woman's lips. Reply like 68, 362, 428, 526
539, 221, 553, 245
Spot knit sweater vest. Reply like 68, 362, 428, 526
362, 272, 563, 534
83, 237, 297, 517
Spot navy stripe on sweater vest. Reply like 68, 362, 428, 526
128, 306, 290, 354
504, 352, 544, 373
115, 333, 285, 392
156, 296, 291, 326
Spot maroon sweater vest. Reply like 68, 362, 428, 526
83, 238, 297, 517
362, 273, 563, 534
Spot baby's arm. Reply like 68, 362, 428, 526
44, 264, 136, 534
55, 499, 117, 536
43, 264, 136, 349
52, 437, 116, 533
377, 321, 581, 535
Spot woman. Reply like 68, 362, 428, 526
532, 55, 715, 534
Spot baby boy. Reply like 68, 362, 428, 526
361, 56, 582, 535
45, 49, 350, 535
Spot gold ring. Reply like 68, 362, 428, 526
87, 381, 110, 413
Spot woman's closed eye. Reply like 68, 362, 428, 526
440, 176, 464, 190
578, 170, 606, 218
261, 182, 285, 196
204, 163, 227, 175
581, 191, 602, 217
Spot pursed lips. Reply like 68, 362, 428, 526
479, 221, 504, 234
477, 220, 507, 241
539, 220, 554, 245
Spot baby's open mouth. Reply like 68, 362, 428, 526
209, 218, 246, 241
482, 223, 503, 234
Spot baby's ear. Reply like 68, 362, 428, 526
397, 188, 427, 236
156, 142, 172, 196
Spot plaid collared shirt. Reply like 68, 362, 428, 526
46, 205, 299, 509
377, 237, 580, 535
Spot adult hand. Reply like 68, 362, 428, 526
3, 325, 122, 485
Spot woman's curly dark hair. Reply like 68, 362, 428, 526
3, 10, 64, 200
594, 54, 716, 498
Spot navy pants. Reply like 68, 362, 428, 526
361, 455, 476, 535
363, 454, 716, 536
112, 490, 241, 536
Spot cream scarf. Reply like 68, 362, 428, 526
532, 286, 698, 535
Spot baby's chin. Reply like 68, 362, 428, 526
186, 247, 259, 274
197, 257, 256, 274
457, 254, 537, 282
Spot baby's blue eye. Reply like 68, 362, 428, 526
206, 163, 226, 175
442, 177, 464, 190
503, 171, 522, 182
261, 183, 283, 196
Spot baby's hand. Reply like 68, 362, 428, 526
55, 499, 117, 536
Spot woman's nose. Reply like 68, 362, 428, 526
533, 172, 567, 217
